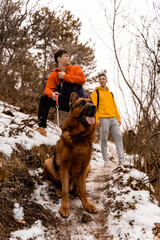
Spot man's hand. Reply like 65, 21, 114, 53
118, 121, 121, 126
52, 91, 59, 100
96, 122, 101, 128
58, 71, 65, 79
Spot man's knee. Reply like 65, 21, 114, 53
115, 131, 122, 138
113, 133, 122, 142
40, 95, 49, 104
39, 95, 56, 109
101, 135, 108, 145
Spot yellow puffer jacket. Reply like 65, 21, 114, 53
91, 86, 121, 123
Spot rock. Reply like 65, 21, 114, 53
81, 213, 93, 223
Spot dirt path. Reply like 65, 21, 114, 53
42, 163, 118, 240
86, 163, 118, 239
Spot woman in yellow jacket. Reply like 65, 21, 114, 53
91, 73, 124, 165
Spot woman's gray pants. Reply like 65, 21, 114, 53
99, 117, 124, 163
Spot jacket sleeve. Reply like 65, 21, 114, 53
91, 91, 99, 123
44, 71, 58, 98
63, 65, 86, 85
112, 96, 121, 121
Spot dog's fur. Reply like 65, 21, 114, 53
44, 92, 98, 218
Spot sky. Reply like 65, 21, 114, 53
1, 100, 160, 239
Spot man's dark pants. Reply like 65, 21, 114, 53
38, 95, 70, 128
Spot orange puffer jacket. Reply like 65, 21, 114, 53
44, 65, 86, 99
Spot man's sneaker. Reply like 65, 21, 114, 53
35, 127, 46, 137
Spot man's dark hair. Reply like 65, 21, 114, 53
98, 73, 107, 79
54, 49, 69, 64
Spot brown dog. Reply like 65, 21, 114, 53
44, 92, 98, 218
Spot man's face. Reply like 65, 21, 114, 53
58, 53, 70, 66
99, 75, 107, 88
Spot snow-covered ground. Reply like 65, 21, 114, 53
0, 100, 160, 240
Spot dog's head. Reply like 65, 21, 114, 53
69, 92, 96, 125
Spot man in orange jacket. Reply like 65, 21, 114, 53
36, 49, 86, 136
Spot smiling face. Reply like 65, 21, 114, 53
99, 75, 108, 88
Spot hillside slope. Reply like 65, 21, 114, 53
0, 100, 160, 240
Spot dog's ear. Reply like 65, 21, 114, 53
70, 92, 79, 103
69, 92, 79, 111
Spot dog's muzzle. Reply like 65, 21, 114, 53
80, 104, 96, 125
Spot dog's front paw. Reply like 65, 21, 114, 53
59, 205, 70, 218
84, 203, 98, 214
62, 131, 73, 145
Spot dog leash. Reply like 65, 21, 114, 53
55, 95, 60, 129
